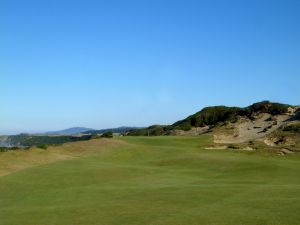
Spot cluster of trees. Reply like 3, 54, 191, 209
172, 106, 242, 131
128, 125, 171, 136
100, 132, 113, 138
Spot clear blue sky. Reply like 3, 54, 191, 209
1, 0, 299, 134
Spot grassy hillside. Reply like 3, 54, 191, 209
0, 136, 300, 225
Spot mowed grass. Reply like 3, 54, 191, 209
0, 136, 300, 225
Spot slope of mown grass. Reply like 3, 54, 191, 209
0, 135, 300, 225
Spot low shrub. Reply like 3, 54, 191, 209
37, 144, 48, 150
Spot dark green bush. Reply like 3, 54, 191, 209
283, 123, 300, 132
101, 132, 113, 138
37, 144, 48, 150
228, 144, 238, 149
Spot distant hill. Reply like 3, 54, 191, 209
44, 127, 94, 135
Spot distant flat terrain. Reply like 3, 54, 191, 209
0, 136, 300, 225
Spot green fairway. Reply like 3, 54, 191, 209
0, 136, 300, 225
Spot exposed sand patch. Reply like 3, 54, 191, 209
280, 148, 294, 154
214, 113, 291, 144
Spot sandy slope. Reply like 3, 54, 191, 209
214, 112, 295, 144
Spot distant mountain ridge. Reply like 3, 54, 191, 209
83, 126, 141, 135
40, 126, 140, 136
44, 127, 94, 135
